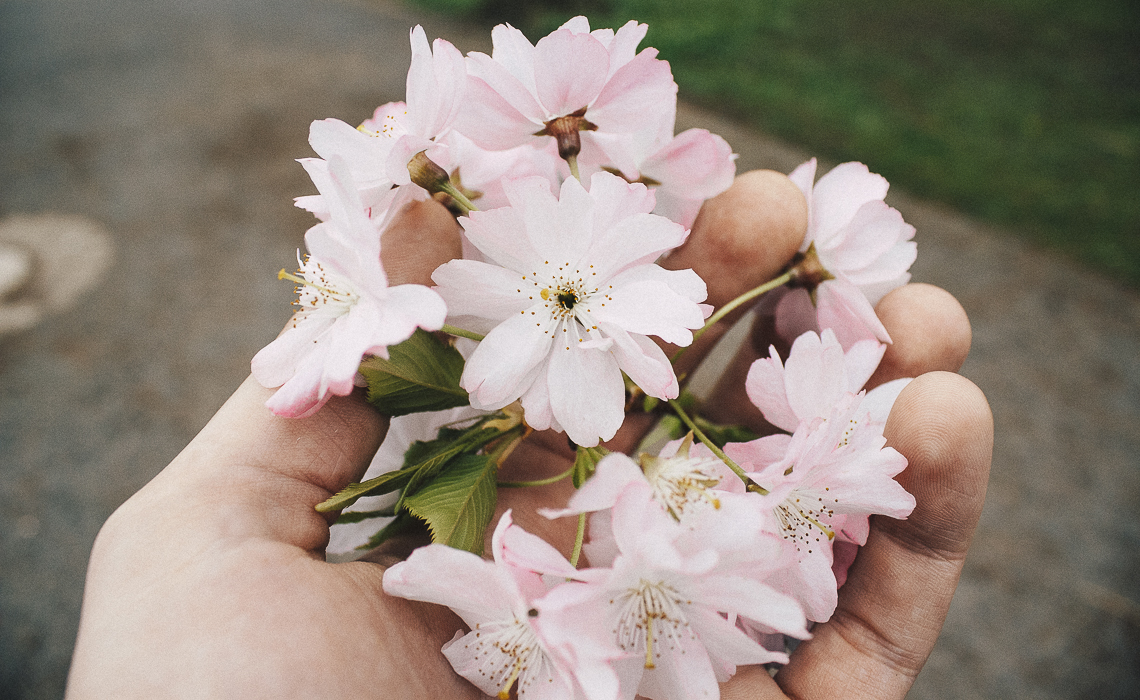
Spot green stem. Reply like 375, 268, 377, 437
498, 465, 575, 488
668, 399, 766, 493
569, 512, 587, 567
441, 324, 485, 342
671, 269, 795, 365
439, 182, 479, 214
566, 154, 581, 181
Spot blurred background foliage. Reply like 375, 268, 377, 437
406, 0, 1140, 286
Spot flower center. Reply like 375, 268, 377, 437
523, 262, 614, 349
641, 453, 723, 520
467, 617, 549, 700
774, 489, 837, 557
613, 580, 691, 669
557, 290, 578, 310
357, 106, 408, 140
278, 256, 360, 324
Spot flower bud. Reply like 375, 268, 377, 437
407, 150, 451, 194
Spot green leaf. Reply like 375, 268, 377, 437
693, 416, 761, 448
360, 329, 469, 417
358, 510, 425, 551
396, 426, 500, 509
315, 467, 418, 513
402, 425, 473, 469
315, 419, 501, 516
333, 507, 395, 525
572, 445, 609, 488
404, 453, 498, 555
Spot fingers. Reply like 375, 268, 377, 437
700, 282, 972, 432
142, 377, 390, 551
666, 170, 808, 309
379, 198, 463, 287
130, 200, 465, 550
773, 371, 993, 698
659, 170, 808, 379
866, 283, 971, 388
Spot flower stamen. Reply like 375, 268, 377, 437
645, 617, 656, 669
614, 580, 690, 672
277, 268, 341, 298
498, 657, 523, 700
640, 435, 724, 520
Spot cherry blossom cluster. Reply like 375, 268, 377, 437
249, 17, 920, 700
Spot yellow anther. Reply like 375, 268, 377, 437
498, 657, 523, 699
644, 617, 656, 669
277, 268, 341, 298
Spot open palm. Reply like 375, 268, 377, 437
67, 171, 991, 699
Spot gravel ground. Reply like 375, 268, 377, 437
1, 0, 1137, 697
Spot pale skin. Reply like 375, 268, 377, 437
66, 171, 993, 699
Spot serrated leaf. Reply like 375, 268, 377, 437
333, 507, 395, 525
360, 329, 469, 416
317, 421, 502, 515
357, 510, 425, 551
404, 453, 498, 555
402, 425, 474, 469
315, 467, 418, 513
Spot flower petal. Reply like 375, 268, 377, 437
546, 335, 625, 446
744, 347, 799, 433
540, 452, 645, 519
782, 330, 847, 423
432, 259, 531, 321
815, 279, 891, 347
592, 272, 706, 346
603, 324, 678, 400
810, 161, 889, 247
382, 544, 518, 627
462, 308, 554, 409
533, 28, 610, 117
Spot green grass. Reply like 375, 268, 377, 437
411, 0, 1140, 285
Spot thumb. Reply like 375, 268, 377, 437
129, 199, 464, 551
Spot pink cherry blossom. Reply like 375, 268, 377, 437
439, 129, 567, 211
578, 127, 736, 230
541, 436, 737, 524
432, 171, 708, 446
635, 129, 736, 229
296, 26, 467, 216
536, 486, 808, 700
251, 157, 446, 418
457, 17, 677, 176
727, 394, 915, 621
383, 512, 614, 700
772, 158, 916, 348
745, 328, 913, 432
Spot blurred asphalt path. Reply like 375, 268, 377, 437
1, 0, 1137, 697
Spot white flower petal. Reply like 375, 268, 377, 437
809, 161, 889, 246
547, 337, 625, 446
602, 324, 678, 400
382, 545, 518, 627
782, 330, 847, 423
744, 348, 799, 433
432, 259, 530, 321
462, 309, 554, 408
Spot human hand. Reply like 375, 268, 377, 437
66, 171, 992, 700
